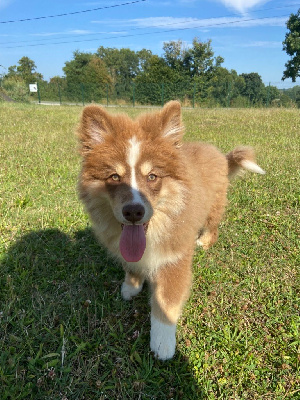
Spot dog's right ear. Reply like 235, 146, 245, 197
78, 105, 112, 153
160, 101, 184, 148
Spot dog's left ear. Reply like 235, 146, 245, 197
160, 101, 184, 147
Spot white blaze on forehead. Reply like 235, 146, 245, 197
127, 136, 142, 202
127, 136, 140, 169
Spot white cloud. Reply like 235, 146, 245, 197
67, 30, 93, 35
120, 15, 287, 29
30, 30, 96, 37
214, 0, 270, 14
239, 40, 282, 48
126, 17, 201, 28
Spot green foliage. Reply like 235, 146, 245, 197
163, 40, 184, 70
2, 56, 43, 102
188, 38, 224, 78
96, 46, 139, 81
239, 73, 264, 105
96, 46, 147, 98
282, 9, 300, 82
134, 55, 185, 105
2, 76, 30, 102
262, 84, 281, 106
2, 38, 299, 107
7, 65, 17, 76
279, 85, 300, 107
203, 68, 243, 107
63, 50, 93, 83
5, 56, 43, 85
20, 79, 298, 108
62, 51, 111, 101
135, 39, 226, 106
162, 38, 224, 79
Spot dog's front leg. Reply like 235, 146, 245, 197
121, 271, 144, 300
149, 258, 192, 360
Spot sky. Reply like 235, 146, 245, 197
0, 0, 299, 88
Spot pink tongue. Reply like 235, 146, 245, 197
120, 225, 146, 262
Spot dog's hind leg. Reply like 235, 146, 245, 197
197, 187, 228, 250
197, 228, 218, 250
121, 271, 144, 301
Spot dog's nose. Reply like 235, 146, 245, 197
122, 204, 145, 223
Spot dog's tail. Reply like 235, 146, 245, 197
226, 146, 265, 179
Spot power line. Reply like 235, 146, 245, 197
1, 2, 298, 47
0, 0, 146, 24
2, 14, 291, 50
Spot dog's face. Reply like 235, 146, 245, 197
78, 101, 186, 262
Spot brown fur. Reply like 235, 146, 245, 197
77, 101, 264, 360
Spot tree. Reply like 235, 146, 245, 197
163, 40, 185, 71
49, 76, 68, 93
281, 85, 300, 107
261, 84, 280, 106
135, 39, 225, 105
63, 51, 111, 86
63, 51, 94, 84
5, 57, 43, 84
207, 68, 245, 107
63, 51, 111, 102
135, 55, 181, 83
96, 46, 140, 86
7, 65, 17, 77
282, 9, 300, 82
134, 55, 181, 104
186, 38, 224, 78
84, 58, 111, 86
162, 38, 224, 79
50, 76, 66, 86
16, 56, 43, 84
136, 49, 153, 72
239, 73, 264, 104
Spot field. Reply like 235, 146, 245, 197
0, 103, 299, 400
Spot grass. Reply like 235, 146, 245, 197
0, 103, 299, 400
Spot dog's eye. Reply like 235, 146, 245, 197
148, 173, 157, 182
110, 174, 121, 182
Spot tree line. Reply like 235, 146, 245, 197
1, 37, 299, 107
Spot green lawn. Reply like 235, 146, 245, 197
0, 103, 299, 399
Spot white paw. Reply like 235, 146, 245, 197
196, 231, 211, 250
150, 314, 176, 361
196, 237, 203, 247
121, 281, 143, 300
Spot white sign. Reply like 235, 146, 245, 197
29, 83, 38, 93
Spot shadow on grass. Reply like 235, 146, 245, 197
0, 228, 201, 400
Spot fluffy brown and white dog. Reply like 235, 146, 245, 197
77, 101, 265, 360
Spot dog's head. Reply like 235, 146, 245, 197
78, 101, 186, 262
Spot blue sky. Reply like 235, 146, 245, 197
0, 0, 299, 88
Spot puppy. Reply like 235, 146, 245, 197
77, 101, 265, 360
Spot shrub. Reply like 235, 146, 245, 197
2, 77, 30, 102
